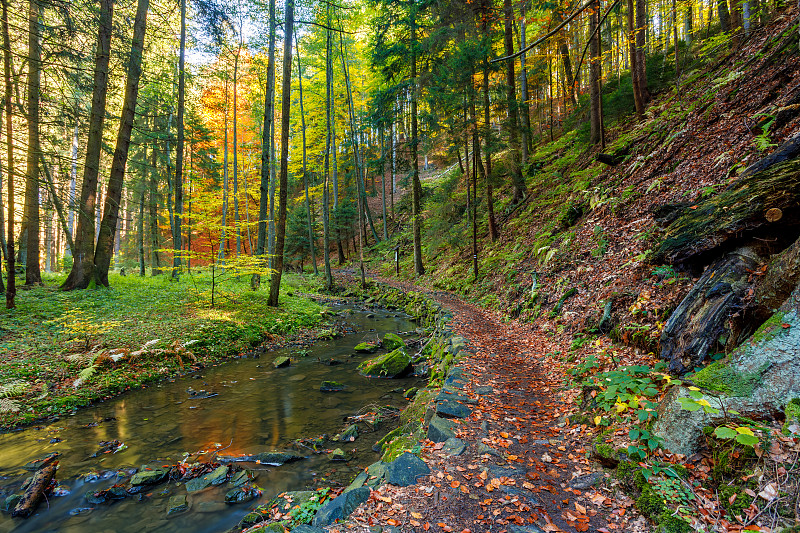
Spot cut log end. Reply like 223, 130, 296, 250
766, 207, 783, 222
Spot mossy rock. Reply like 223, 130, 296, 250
354, 341, 380, 354
273, 356, 290, 368
784, 397, 800, 435
382, 333, 405, 351
357, 348, 412, 378
381, 433, 419, 462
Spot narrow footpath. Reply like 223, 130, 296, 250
329, 275, 647, 533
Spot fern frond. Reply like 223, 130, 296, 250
0, 380, 30, 399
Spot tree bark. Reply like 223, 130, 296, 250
589, 0, 603, 145
61, 0, 113, 290
503, 0, 526, 203
718, 0, 731, 32
149, 139, 162, 275
94, 0, 148, 286
25, 0, 42, 285
254, 0, 276, 288
268, 0, 294, 306
635, 0, 650, 103
11, 462, 57, 518
172, 0, 185, 279
295, 36, 317, 274
411, 8, 424, 276
628, 0, 645, 115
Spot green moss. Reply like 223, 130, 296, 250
692, 360, 766, 396
784, 398, 800, 435
637, 484, 667, 517
718, 482, 755, 516
381, 433, 419, 462
747, 310, 788, 345
616, 460, 638, 486
655, 511, 691, 533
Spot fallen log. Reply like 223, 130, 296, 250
11, 461, 57, 518
659, 246, 766, 374
653, 157, 800, 266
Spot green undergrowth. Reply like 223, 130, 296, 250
0, 270, 325, 428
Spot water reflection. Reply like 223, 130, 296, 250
0, 305, 421, 533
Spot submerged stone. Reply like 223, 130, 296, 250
320, 381, 346, 392
185, 465, 229, 493
273, 356, 291, 368
129, 466, 170, 487
225, 486, 261, 504
338, 424, 359, 442
229, 469, 257, 487
253, 451, 304, 465
166, 494, 188, 516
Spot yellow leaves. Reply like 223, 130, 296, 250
594, 415, 603, 426
736, 426, 755, 436
615, 401, 628, 414
697, 398, 711, 407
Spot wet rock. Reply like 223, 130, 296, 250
185, 465, 229, 492
2, 494, 21, 513
338, 424, 359, 442
568, 472, 603, 490
52, 485, 71, 497
68, 507, 94, 517
427, 415, 457, 442
312, 487, 370, 527
85, 490, 107, 505
322, 359, 344, 366
320, 381, 345, 392
435, 398, 472, 419
404, 387, 418, 400
442, 438, 467, 456
382, 333, 405, 351
229, 469, 257, 487
195, 501, 227, 513
253, 451, 304, 465
187, 387, 218, 399
354, 341, 380, 354
273, 356, 291, 368
225, 486, 261, 504
166, 494, 188, 516
330, 448, 349, 462
358, 348, 412, 378
385, 453, 430, 487
129, 466, 170, 488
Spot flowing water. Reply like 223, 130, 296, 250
0, 303, 422, 533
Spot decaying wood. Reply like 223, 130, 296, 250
659, 246, 766, 374
11, 461, 57, 518
653, 157, 800, 266
740, 131, 800, 178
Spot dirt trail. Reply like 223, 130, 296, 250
330, 274, 644, 533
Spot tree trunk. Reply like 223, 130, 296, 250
503, 0, 526, 203
2, 0, 13, 307
94, 0, 148, 286
628, 0, 645, 115
172, 0, 185, 279
268, 0, 294, 307
149, 141, 162, 275
233, 46, 240, 258
482, 55, 498, 241
589, 0, 603, 146
321, 4, 333, 289
61, 0, 113, 290
138, 179, 145, 276
219, 76, 229, 264
635, 0, 650, 103
25, 0, 42, 285
11, 462, 57, 518
410, 10, 424, 276
519, 6, 531, 162
254, 0, 276, 288
296, 37, 317, 274
39, 156, 73, 255
718, 0, 731, 32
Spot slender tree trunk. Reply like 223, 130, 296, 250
519, 3, 531, 162
172, 0, 185, 279
61, 0, 113, 290
295, 36, 317, 274
629, 0, 645, 115
254, 0, 276, 288
94, 0, 148, 286
233, 46, 240, 258
321, 6, 333, 289
268, 0, 294, 307
66, 121, 78, 254
635, 0, 650, 103
138, 171, 145, 276
589, 0, 603, 145
149, 139, 161, 275
503, 0, 526, 203
380, 127, 388, 240
219, 77, 229, 263
482, 54, 499, 241
4, 0, 14, 306
39, 156, 73, 255
411, 10, 424, 276
25, 0, 42, 285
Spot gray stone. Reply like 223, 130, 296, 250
568, 472, 603, 490
253, 451, 304, 465
185, 465, 229, 492
427, 415, 456, 442
385, 452, 430, 487
130, 466, 169, 487
500, 485, 544, 507
482, 465, 527, 479
477, 443, 501, 457
312, 487, 370, 527
166, 495, 188, 516
436, 399, 472, 419
330, 448, 349, 462
475, 386, 494, 395
225, 486, 261, 504
442, 438, 467, 456
292, 526, 326, 533
229, 469, 257, 487
344, 471, 369, 493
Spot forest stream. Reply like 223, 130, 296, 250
0, 304, 422, 533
